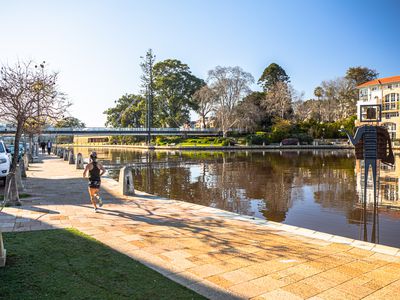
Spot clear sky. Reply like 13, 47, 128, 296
1, 0, 399, 126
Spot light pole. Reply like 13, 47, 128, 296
146, 89, 152, 145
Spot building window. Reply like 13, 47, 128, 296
383, 112, 399, 119
386, 123, 396, 131
359, 88, 368, 99
384, 93, 399, 110
384, 123, 396, 140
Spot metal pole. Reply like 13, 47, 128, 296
147, 92, 151, 145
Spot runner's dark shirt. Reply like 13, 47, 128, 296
89, 162, 101, 182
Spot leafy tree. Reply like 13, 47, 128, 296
314, 86, 323, 99
258, 63, 290, 91
55, 117, 85, 128
345, 66, 379, 105
313, 86, 324, 121
104, 94, 145, 127
345, 66, 378, 86
208, 66, 254, 137
153, 59, 204, 127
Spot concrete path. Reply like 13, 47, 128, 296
1, 156, 400, 299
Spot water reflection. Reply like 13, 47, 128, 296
72, 147, 400, 248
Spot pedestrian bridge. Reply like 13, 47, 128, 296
0, 127, 221, 136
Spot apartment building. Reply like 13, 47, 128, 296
357, 75, 400, 140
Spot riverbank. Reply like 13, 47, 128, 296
1, 156, 400, 299
60, 143, 354, 151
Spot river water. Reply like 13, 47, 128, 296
74, 147, 400, 248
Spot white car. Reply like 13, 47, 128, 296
0, 140, 11, 184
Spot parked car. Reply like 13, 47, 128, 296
0, 140, 11, 185
8, 143, 26, 162
280, 138, 299, 146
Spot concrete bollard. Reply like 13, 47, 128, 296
19, 160, 27, 178
68, 150, 75, 164
118, 167, 135, 196
15, 166, 25, 192
63, 149, 69, 161
0, 233, 6, 267
28, 152, 33, 163
76, 153, 84, 169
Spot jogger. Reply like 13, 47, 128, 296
83, 151, 106, 212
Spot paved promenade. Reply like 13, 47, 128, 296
1, 156, 400, 299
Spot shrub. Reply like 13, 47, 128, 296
245, 133, 269, 145
237, 137, 247, 145
290, 133, 313, 144
155, 136, 167, 145
221, 138, 235, 146
155, 136, 183, 145
269, 119, 293, 143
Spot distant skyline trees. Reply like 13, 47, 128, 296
294, 66, 378, 123
258, 63, 290, 92
105, 50, 203, 128
55, 116, 86, 128
104, 94, 145, 128
104, 51, 379, 138
153, 59, 204, 127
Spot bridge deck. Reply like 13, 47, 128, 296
0, 127, 221, 136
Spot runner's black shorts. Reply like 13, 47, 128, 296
88, 180, 101, 189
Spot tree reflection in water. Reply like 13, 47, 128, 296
73, 147, 400, 248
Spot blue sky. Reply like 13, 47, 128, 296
1, 0, 399, 126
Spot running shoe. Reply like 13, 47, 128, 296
97, 196, 103, 207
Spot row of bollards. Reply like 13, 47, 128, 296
55, 147, 84, 169
55, 146, 134, 196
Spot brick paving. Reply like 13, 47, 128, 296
1, 155, 400, 299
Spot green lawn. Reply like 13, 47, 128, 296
0, 229, 205, 300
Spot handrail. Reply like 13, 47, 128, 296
0, 127, 221, 133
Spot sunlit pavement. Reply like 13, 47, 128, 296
1, 155, 400, 299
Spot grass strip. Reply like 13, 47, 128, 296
0, 229, 205, 300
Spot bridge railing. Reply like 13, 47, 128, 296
0, 127, 221, 133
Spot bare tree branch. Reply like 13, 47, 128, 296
207, 66, 254, 137
0, 60, 70, 173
